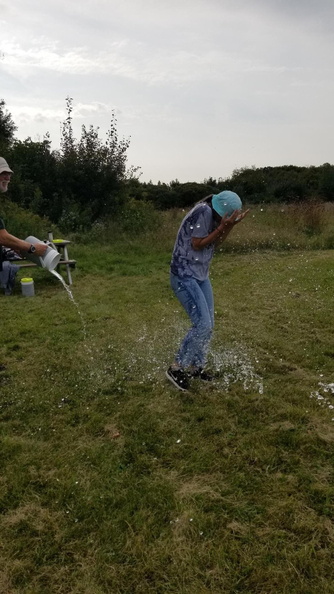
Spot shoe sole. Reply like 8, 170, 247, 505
165, 370, 188, 392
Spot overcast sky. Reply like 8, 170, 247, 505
1, 0, 333, 183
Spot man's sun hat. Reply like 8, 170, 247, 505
212, 190, 242, 217
0, 157, 13, 174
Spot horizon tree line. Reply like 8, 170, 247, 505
1, 98, 334, 231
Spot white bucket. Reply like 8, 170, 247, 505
24, 236, 61, 271
21, 277, 35, 297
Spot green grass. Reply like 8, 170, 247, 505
1, 205, 334, 593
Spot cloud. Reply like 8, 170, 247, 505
2, 0, 332, 89
10, 101, 118, 126
11, 105, 63, 125
1, 38, 127, 76
1, 31, 304, 93
1, 0, 334, 182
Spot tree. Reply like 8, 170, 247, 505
319, 163, 334, 201
56, 96, 136, 229
6, 135, 59, 220
0, 99, 17, 152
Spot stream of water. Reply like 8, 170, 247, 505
50, 269, 87, 340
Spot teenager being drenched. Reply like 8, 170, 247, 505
166, 190, 249, 392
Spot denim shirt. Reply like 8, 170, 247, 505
170, 203, 217, 281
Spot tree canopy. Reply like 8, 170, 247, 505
3, 97, 136, 230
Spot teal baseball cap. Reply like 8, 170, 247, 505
212, 190, 242, 217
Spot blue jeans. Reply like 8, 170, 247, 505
170, 272, 214, 369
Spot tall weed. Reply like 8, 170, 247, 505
222, 200, 334, 253
290, 199, 326, 236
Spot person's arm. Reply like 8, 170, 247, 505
192, 209, 249, 250
0, 229, 48, 256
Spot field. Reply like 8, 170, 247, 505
1, 204, 334, 593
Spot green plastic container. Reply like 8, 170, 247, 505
21, 277, 35, 297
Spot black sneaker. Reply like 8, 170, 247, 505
190, 368, 214, 381
166, 367, 190, 391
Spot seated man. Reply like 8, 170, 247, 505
0, 157, 47, 270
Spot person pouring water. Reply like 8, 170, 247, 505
0, 157, 48, 267
166, 190, 249, 391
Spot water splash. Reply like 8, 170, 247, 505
310, 382, 334, 417
209, 344, 264, 393
50, 270, 87, 340
106, 322, 264, 393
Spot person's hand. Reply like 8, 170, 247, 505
218, 209, 250, 232
233, 208, 250, 224
34, 243, 48, 256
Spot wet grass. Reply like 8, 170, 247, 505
1, 215, 334, 593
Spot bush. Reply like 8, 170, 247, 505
117, 199, 160, 233
0, 198, 56, 240
71, 199, 161, 244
